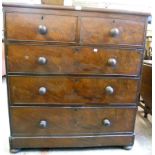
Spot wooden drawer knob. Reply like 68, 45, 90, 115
105, 86, 114, 95
39, 87, 47, 95
39, 120, 48, 128
38, 57, 47, 65
108, 58, 117, 66
102, 119, 111, 127
38, 25, 47, 35
110, 28, 119, 37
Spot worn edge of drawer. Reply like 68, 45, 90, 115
9, 103, 138, 106
4, 39, 146, 48
7, 74, 141, 79
4, 41, 146, 49
7, 72, 142, 78
9, 105, 137, 108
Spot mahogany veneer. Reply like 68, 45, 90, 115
3, 3, 149, 152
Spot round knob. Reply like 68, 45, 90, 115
102, 119, 111, 127
108, 58, 117, 66
93, 48, 98, 53
39, 87, 47, 95
38, 25, 47, 35
110, 28, 119, 37
39, 120, 48, 128
38, 57, 47, 65
105, 86, 114, 95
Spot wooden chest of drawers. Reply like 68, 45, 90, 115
3, 3, 149, 153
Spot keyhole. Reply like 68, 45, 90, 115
41, 16, 44, 20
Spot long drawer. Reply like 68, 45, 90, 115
8, 76, 139, 105
10, 106, 136, 136
7, 45, 142, 76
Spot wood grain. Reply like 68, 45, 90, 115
5, 12, 146, 46
7, 44, 142, 76
3, 3, 148, 151
9, 76, 138, 105
80, 17, 145, 46
6, 12, 77, 42
10, 106, 136, 136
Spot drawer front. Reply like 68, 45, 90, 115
80, 17, 145, 46
7, 45, 142, 76
9, 76, 138, 105
10, 107, 136, 136
6, 13, 77, 42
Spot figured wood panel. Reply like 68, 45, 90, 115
10, 107, 136, 136
3, 3, 148, 150
9, 76, 138, 105
80, 17, 145, 46
7, 45, 142, 76
6, 12, 77, 42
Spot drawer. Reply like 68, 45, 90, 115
7, 45, 142, 76
5, 13, 77, 42
9, 76, 139, 105
10, 107, 136, 136
80, 17, 145, 46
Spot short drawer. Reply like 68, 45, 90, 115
5, 13, 77, 42
7, 44, 142, 76
80, 17, 145, 46
10, 107, 136, 136
9, 76, 139, 105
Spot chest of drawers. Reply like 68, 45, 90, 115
3, 3, 149, 153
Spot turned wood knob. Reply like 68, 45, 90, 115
110, 28, 119, 37
102, 119, 111, 127
38, 57, 47, 65
108, 58, 117, 66
38, 25, 47, 35
39, 120, 48, 128
105, 86, 114, 95
39, 87, 47, 95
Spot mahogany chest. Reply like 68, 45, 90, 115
3, 3, 149, 153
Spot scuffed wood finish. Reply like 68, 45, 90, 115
9, 76, 138, 105
10, 107, 136, 136
80, 17, 145, 46
6, 12, 77, 42
5, 10, 146, 47
10, 134, 134, 149
3, 3, 148, 151
7, 44, 142, 76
